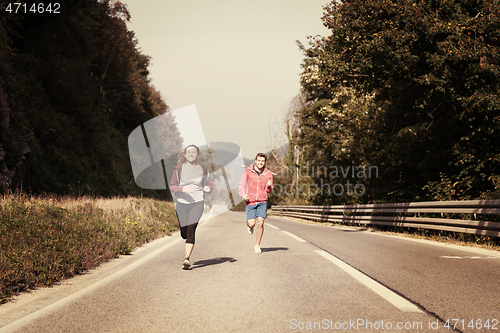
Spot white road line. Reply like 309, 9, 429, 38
368, 232, 500, 259
0, 237, 182, 333
266, 223, 280, 230
315, 250, 422, 313
282, 231, 307, 242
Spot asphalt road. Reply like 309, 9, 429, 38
0, 209, 499, 332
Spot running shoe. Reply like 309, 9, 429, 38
254, 245, 262, 253
248, 225, 254, 235
182, 257, 190, 270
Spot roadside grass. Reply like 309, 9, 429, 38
0, 193, 178, 304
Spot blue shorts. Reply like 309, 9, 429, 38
246, 202, 267, 221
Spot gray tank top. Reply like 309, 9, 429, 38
176, 164, 204, 204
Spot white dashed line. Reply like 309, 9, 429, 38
369, 232, 500, 259
440, 255, 498, 259
315, 250, 422, 313
282, 231, 307, 242
266, 223, 280, 230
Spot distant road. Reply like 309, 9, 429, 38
1, 211, 499, 332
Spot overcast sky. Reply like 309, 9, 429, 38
123, 0, 330, 159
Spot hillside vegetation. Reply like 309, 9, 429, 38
269, 0, 500, 206
0, 0, 180, 198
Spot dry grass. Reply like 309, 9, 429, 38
0, 193, 178, 304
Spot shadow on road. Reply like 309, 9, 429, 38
191, 257, 237, 269
260, 247, 289, 253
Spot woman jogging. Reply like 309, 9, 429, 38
169, 145, 213, 269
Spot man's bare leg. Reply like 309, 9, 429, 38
253, 217, 265, 253
247, 218, 256, 234
255, 217, 265, 245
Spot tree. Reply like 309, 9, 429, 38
297, 0, 500, 203
0, 0, 181, 198
267, 93, 308, 204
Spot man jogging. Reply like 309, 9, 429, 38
238, 153, 273, 253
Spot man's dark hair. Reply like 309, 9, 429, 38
255, 153, 267, 161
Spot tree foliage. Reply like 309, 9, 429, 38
0, 0, 181, 198
296, 0, 500, 203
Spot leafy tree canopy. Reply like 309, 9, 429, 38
0, 0, 182, 198
296, 0, 500, 203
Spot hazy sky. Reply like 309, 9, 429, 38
123, 0, 331, 159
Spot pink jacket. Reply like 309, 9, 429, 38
238, 165, 273, 205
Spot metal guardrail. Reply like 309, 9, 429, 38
271, 200, 500, 238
